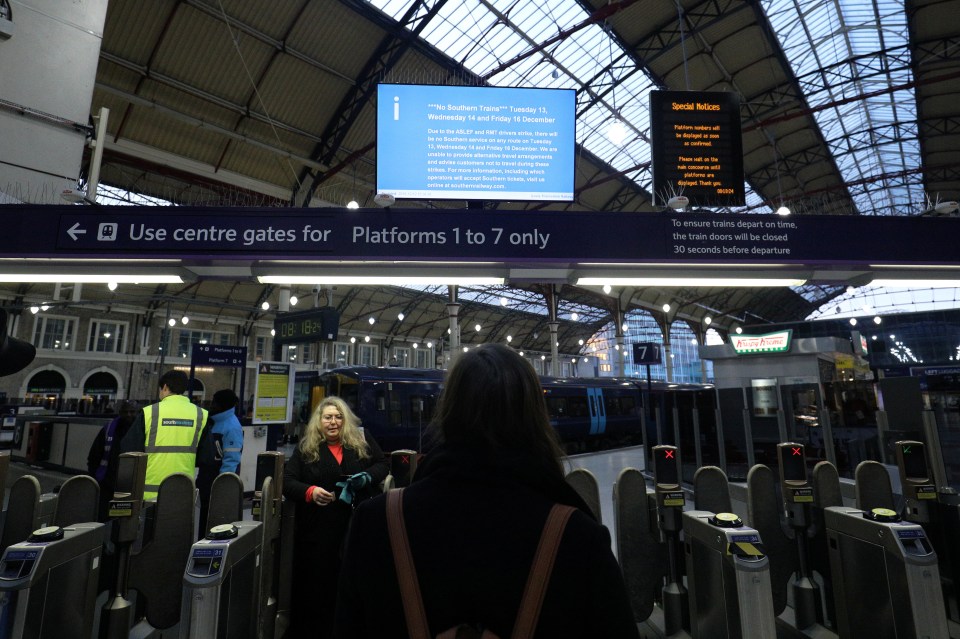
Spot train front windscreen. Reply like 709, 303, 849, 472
322, 373, 359, 413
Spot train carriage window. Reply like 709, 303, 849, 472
410, 393, 435, 425
604, 395, 622, 416
620, 395, 637, 414
389, 392, 403, 428
324, 375, 359, 411
546, 396, 567, 418
340, 383, 359, 411
567, 396, 589, 418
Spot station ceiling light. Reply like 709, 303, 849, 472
0, 273, 184, 283
258, 275, 504, 285
576, 277, 806, 287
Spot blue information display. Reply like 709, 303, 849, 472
377, 84, 576, 202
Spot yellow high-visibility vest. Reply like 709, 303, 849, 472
142, 395, 207, 500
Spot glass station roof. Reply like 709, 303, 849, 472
365, 0, 955, 318
369, 0, 925, 217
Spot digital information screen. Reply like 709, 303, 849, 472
273, 307, 339, 345
376, 84, 576, 202
650, 90, 745, 208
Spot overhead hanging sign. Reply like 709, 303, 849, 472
731, 329, 793, 355
4, 205, 960, 268
650, 90, 745, 208
191, 344, 247, 367
273, 307, 340, 345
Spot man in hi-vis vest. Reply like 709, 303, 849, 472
120, 369, 208, 500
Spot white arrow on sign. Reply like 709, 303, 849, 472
67, 223, 87, 241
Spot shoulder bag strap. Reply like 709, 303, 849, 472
387, 488, 432, 639
510, 504, 575, 639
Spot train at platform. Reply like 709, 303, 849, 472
308, 365, 718, 455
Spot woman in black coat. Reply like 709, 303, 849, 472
282, 395, 388, 639
334, 344, 639, 639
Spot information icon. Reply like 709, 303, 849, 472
98, 223, 118, 241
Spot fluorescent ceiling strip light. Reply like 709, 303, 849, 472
868, 264, 960, 269
0, 274, 183, 283
870, 280, 960, 288
261, 260, 501, 266
258, 276, 504, 285
0, 258, 181, 263
578, 262, 794, 268
576, 277, 806, 287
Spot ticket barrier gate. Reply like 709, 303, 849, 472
613, 467, 662, 627
0, 522, 105, 638
179, 453, 285, 639
100, 453, 196, 639
690, 464, 780, 639
179, 520, 263, 638
252, 452, 284, 639
99, 452, 149, 638
683, 510, 777, 639
824, 505, 949, 638
651, 445, 690, 637
0, 464, 99, 556
611, 446, 688, 636
746, 443, 839, 638
894, 440, 960, 625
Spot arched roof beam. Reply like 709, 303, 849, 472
293, 0, 449, 207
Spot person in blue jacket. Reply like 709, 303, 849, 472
195, 388, 244, 538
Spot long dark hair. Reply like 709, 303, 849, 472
430, 343, 565, 478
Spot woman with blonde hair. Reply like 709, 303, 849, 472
283, 395, 388, 639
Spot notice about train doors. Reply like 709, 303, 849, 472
650, 90, 745, 208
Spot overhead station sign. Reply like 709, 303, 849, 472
650, 90, 745, 208
3, 205, 960, 267
191, 344, 247, 367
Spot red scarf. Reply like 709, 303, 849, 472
327, 441, 343, 464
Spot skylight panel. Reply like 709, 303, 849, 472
764, 0, 918, 216
808, 285, 960, 320
373, 0, 410, 17
367, 0, 671, 199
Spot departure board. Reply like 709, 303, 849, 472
650, 90, 745, 208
